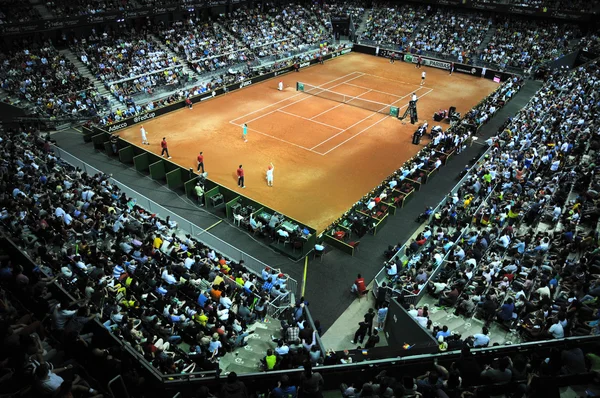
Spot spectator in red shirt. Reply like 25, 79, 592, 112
351, 274, 367, 295
161, 137, 171, 159
237, 165, 245, 188
197, 151, 204, 173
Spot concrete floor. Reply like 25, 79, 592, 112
219, 318, 281, 375
321, 281, 388, 351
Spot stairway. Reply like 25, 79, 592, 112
354, 7, 370, 37
58, 48, 121, 114
149, 33, 197, 78
478, 25, 496, 53
408, 13, 431, 44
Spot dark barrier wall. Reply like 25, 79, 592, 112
385, 298, 438, 353
547, 49, 581, 70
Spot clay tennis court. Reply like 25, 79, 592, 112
115, 52, 499, 232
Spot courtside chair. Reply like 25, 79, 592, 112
348, 241, 361, 254
314, 246, 325, 262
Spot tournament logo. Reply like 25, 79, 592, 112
133, 112, 156, 123
239, 80, 252, 89
107, 122, 128, 132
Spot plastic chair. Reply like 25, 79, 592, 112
349, 241, 360, 254
314, 248, 325, 262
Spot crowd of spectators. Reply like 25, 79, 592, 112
311, 1, 365, 32
0, 0, 40, 24
158, 19, 255, 74
222, 5, 329, 59
0, 124, 301, 378
380, 61, 600, 354
45, 0, 133, 18
359, 4, 428, 46
97, 43, 347, 125
411, 11, 491, 62
74, 31, 181, 84
480, 18, 579, 69
0, 44, 108, 119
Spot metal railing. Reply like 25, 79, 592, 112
50, 144, 299, 297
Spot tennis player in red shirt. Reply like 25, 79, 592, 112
237, 165, 245, 188
160, 137, 171, 159
197, 151, 204, 173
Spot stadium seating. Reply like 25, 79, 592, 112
480, 18, 580, 69
359, 4, 428, 46
378, 60, 600, 350
411, 11, 490, 62
0, 45, 108, 119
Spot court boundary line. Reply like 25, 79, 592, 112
320, 88, 435, 155
341, 82, 420, 99
310, 87, 430, 151
229, 122, 325, 155
308, 88, 373, 120
232, 73, 367, 126
229, 71, 364, 124
360, 72, 433, 90
276, 109, 344, 131
227, 71, 435, 156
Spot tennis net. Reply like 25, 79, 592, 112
296, 82, 400, 117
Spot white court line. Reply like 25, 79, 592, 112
320, 115, 391, 155
310, 87, 424, 150
309, 89, 373, 120
233, 73, 366, 126
230, 122, 324, 155
360, 72, 433, 90
229, 71, 363, 123
342, 82, 418, 99
313, 88, 434, 153
276, 109, 344, 130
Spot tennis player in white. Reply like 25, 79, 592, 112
140, 125, 149, 145
266, 162, 275, 187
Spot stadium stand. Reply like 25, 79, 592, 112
359, 4, 428, 47
1, 1, 600, 396
0, 0, 40, 24
0, 44, 109, 119
410, 10, 490, 62
376, 60, 600, 351
479, 18, 580, 70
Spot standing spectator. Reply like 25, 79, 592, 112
197, 152, 205, 173
351, 320, 369, 345
299, 362, 324, 398
377, 303, 388, 331
272, 375, 297, 398
364, 308, 375, 336
365, 329, 380, 349
161, 137, 171, 159
237, 165, 245, 188
221, 372, 248, 398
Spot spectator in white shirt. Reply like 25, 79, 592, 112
548, 318, 564, 339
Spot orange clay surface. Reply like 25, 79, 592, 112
116, 52, 498, 232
